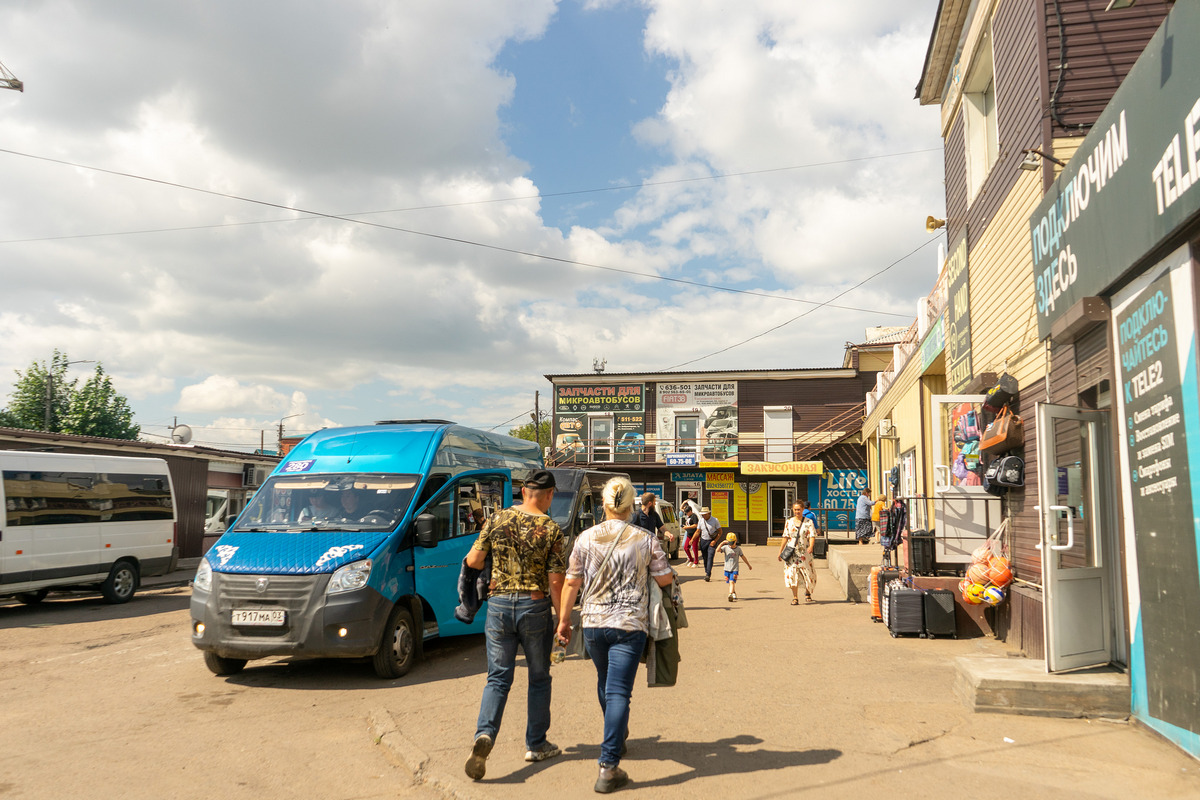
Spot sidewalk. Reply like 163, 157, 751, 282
375, 555, 1199, 799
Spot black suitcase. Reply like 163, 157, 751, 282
923, 589, 957, 638
909, 532, 935, 575
881, 578, 904, 628
812, 532, 828, 559
887, 586, 925, 638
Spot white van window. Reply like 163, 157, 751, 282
3, 470, 173, 526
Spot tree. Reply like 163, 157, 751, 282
1, 351, 140, 439
508, 419, 551, 449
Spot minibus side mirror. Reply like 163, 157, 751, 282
415, 513, 439, 548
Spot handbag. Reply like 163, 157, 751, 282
564, 522, 627, 659
980, 407, 1024, 455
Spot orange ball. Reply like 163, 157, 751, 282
967, 563, 991, 585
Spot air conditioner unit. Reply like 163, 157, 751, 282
243, 464, 269, 487
878, 419, 893, 437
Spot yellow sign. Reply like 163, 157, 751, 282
740, 460, 824, 476
748, 485, 768, 521
709, 491, 729, 523
701, 461, 738, 469
706, 472, 735, 483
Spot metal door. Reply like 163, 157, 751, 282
1036, 403, 1116, 672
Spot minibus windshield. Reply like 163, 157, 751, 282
233, 473, 420, 533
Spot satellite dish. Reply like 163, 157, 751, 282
170, 424, 193, 445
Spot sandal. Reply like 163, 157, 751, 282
805, 595, 814, 603
790, 598, 799, 605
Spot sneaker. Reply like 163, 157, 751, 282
704, 575, 711, 582
465, 734, 493, 781
731, 592, 737, 601
595, 765, 629, 794
524, 741, 561, 763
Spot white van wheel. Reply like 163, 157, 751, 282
373, 604, 416, 679
101, 561, 139, 604
204, 651, 248, 676
16, 589, 49, 605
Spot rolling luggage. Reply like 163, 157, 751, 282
881, 578, 904, 628
909, 531, 935, 575
869, 567, 900, 621
923, 588, 957, 638
812, 530, 828, 559
887, 584, 925, 638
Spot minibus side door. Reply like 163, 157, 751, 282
412, 469, 510, 638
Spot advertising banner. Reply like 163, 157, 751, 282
945, 230, 973, 392
1029, 2, 1200, 339
552, 413, 586, 464
555, 383, 645, 414
614, 412, 646, 463
655, 382, 738, 462
819, 469, 868, 533
709, 491, 729, 524
1112, 243, 1200, 745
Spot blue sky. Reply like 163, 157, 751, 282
0, 0, 945, 449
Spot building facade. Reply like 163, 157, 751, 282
546, 360, 877, 546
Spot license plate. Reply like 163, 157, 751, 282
231, 608, 286, 626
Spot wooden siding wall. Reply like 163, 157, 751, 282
166, 456, 209, 558
1043, 0, 1173, 136
945, 113, 968, 249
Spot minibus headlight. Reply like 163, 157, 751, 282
194, 558, 213, 592
327, 559, 372, 594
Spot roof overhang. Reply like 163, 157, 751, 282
915, 0, 973, 105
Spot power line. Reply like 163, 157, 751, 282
488, 409, 535, 433
661, 234, 943, 371
0, 147, 940, 319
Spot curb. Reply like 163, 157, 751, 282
369, 708, 491, 800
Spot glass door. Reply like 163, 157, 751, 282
590, 417, 613, 462
1036, 403, 1116, 672
768, 483, 796, 538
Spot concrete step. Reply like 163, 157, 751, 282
955, 656, 1130, 719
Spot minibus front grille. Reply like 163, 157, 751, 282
214, 573, 326, 640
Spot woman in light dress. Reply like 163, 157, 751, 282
777, 502, 817, 604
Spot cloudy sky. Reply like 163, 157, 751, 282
0, 0, 945, 450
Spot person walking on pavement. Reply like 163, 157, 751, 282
556, 476, 674, 794
779, 502, 817, 604
854, 487, 874, 545
631, 493, 674, 554
680, 501, 700, 567
464, 470, 566, 782
714, 532, 752, 601
694, 506, 722, 581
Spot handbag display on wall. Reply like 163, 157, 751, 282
980, 407, 1024, 456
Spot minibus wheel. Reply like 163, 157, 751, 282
204, 651, 248, 676
101, 560, 139, 604
373, 604, 416, 679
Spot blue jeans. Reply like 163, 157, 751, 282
700, 538, 716, 577
475, 595, 553, 749
583, 627, 648, 767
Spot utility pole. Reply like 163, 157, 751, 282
534, 390, 541, 449
278, 413, 301, 454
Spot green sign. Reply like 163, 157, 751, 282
945, 230, 972, 392
1030, 2, 1200, 339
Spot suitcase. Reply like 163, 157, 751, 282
909, 532, 935, 575
869, 567, 900, 621
887, 585, 925, 637
881, 578, 904, 628
812, 531, 828, 559
923, 589, 957, 638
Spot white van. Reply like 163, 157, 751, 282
0, 451, 177, 604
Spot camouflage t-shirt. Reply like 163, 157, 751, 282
472, 507, 566, 595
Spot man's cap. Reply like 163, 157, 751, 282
700, 506, 711, 514
525, 470, 557, 490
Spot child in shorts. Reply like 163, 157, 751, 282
715, 532, 752, 601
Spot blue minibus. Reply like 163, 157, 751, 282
189, 420, 542, 678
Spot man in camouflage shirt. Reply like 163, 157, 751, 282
464, 469, 566, 781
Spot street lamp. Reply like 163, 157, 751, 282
45, 359, 95, 431
277, 413, 302, 453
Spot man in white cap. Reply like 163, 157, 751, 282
694, 506, 723, 581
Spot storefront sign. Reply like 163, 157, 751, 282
665, 453, 697, 466
945, 230, 973, 392
920, 314, 946, 372
671, 472, 705, 483
741, 460, 823, 476
655, 382, 738, 463
613, 412, 646, 463
699, 460, 738, 468
555, 383, 645, 413
1030, 2, 1200, 339
705, 472, 735, 484
1112, 243, 1200, 739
